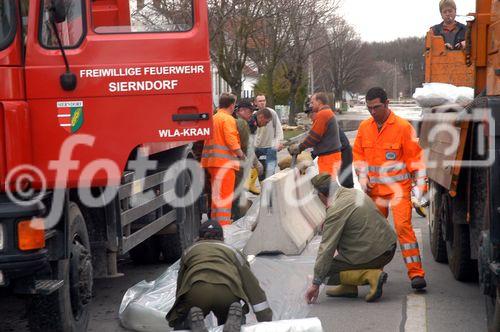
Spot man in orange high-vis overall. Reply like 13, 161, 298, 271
288, 92, 342, 178
353, 87, 428, 290
201, 93, 246, 226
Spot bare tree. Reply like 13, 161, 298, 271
247, 0, 292, 107
208, 0, 263, 97
130, 0, 195, 32
313, 16, 372, 103
282, 0, 339, 124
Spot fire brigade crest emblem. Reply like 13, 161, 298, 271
57, 101, 84, 133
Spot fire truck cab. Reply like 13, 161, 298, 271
0, 0, 212, 330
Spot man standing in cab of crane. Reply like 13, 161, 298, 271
431, 0, 466, 50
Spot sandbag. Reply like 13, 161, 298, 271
413, 83, 474, 107
278, 151, 313, 172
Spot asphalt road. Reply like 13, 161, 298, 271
308, 212, 487, 332
0, 211, 488, 332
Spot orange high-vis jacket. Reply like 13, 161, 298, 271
201, 109, 241, 170
353, 111, 426, 197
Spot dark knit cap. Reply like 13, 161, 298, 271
199, 220, 224, 240
237, 100, 256, 111
311, 173, 339, 196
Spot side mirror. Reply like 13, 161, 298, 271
50, 0, 67, 24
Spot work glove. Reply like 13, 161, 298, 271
358, 177, 374, 195
412, 185, 428, 206
287, 143, 301, 156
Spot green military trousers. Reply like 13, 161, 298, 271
326, 244, 396, 285
172, 281, 240, 330
231, 169, 252, 221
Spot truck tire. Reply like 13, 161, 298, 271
28, 203, 93, 332
446, 223, 478, 281
129, 236, 161, 264
486, 286, 500, 332
160, 167, 201, 263
429, 182, 447, 263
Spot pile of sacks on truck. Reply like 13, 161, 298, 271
413, 82, 474, 108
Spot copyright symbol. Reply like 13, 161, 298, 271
5, 165, 47, 207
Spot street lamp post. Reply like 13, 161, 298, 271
409, 63, 414, 97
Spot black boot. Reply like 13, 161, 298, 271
411, 276, 427, 290
188, 307, 208, 332
223, 302, 243, 332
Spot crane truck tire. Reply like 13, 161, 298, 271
486, 286, 500, 332
439, 194, 478, 281
28, 203, 93, 332
479, 232, 500, 332
446, 222, 478, 282
428, 181, 447, 263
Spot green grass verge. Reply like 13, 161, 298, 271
284, 129, 305, 140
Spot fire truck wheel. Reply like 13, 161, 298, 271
429, 183, 447, 263
486, 286, 500, 332
160, 168, 201, 263
28, 202, 93, 332
446, 222, 478, 281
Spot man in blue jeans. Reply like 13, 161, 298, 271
253, 94, 284, 181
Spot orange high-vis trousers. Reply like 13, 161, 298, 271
208, 167, 236, 226
370, 192, 425, 280
317, 152, 341, 179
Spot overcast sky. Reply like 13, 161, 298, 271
338, 0, 476, 42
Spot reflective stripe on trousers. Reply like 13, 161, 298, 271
253, 301, 270, 312
370, 193, 425, 280
208, 167, 236, 226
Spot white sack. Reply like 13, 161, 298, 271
413, 83, 474, 108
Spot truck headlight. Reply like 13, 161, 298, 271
0, 270, 4, 286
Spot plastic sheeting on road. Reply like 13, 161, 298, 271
119, 196, 323, 332
241, 318, 323, 332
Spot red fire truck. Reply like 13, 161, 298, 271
0, 0, 211, 330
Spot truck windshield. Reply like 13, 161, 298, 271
0, 0, 16, 51
93, 0, 193, 34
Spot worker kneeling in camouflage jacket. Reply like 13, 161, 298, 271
166, 220, 273, 332
305, 173, 398, 304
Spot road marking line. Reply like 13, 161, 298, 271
414, 228, 423, 260
405, 294, 427, 332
